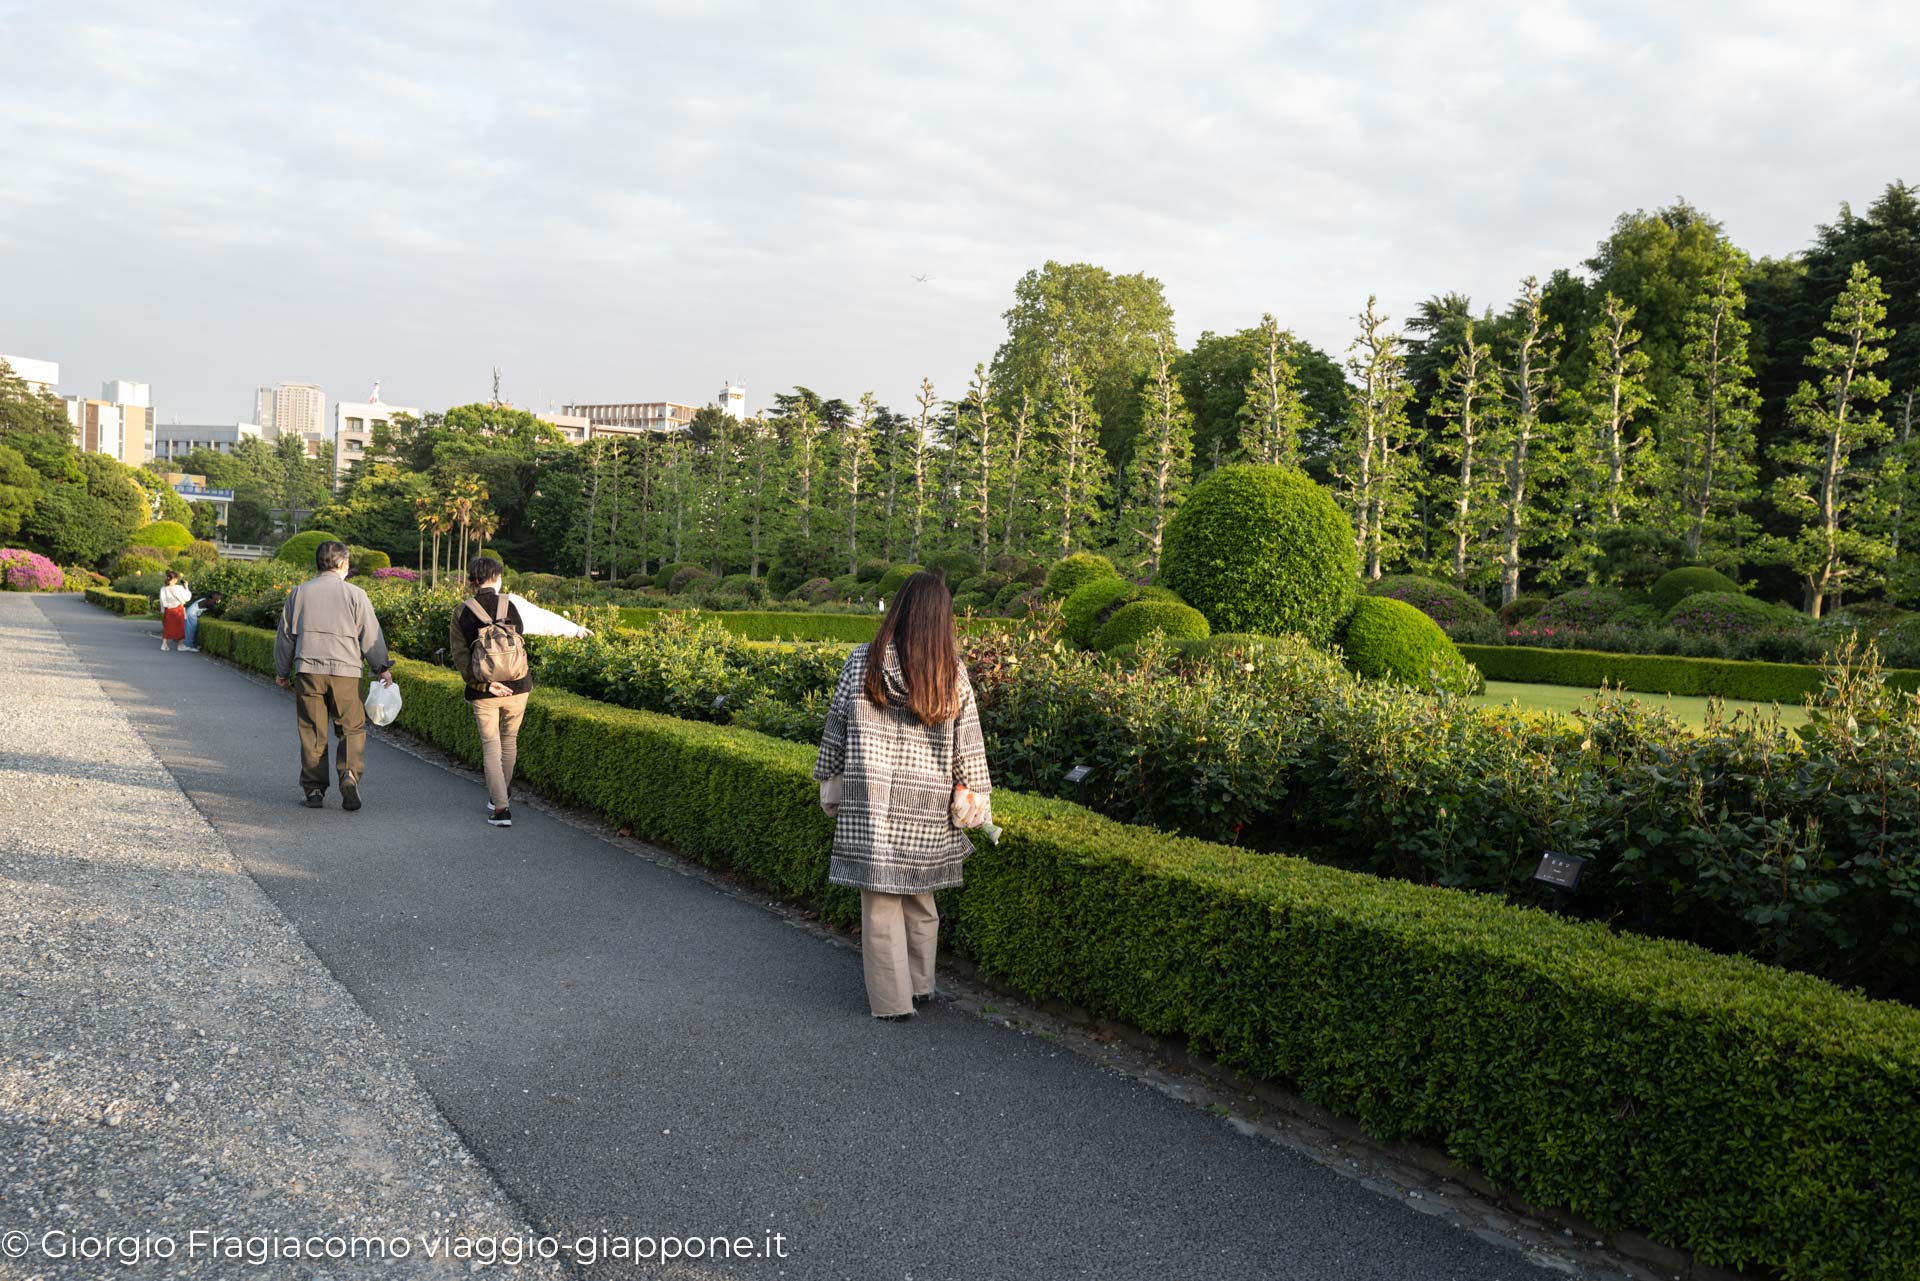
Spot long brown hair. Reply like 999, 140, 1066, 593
865, 571, 959, 725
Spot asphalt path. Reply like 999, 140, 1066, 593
47, 595, 1559, 1281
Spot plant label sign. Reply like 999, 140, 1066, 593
1064, 764, 1094, 786
1533, 851, 1588, 891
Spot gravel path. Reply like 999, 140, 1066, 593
0, 595, 560, 1279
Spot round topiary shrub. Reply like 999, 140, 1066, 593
275, 530, 345, 567
1340, 596, 1482, 694
1368, 574, 1494, 629
1175, 631, 1318, 670
654, 561, 702, 590
1042, 552, 1120, 601
876, 563, 926, 596
668, 564, 714, 594
1158, 465, 1358, 646
1533, 587, 1629, 631
348, 546, 392, 575
1498, 594, 1549, 625
951, 591, 991, 613
794, 577, 837, 605
855, 558, 890, 583
1061, 578, 1179, 648
1094, 599, 1211, 653
719, 573, 768, 603
1664, 592, 1805, 638
133, 520, 193, 553
992, 580, 1034, 612
1651, 566, 1742, 613
1878, 614, 1920, 667
183, 539, 220, 565
1612, 603, 1664, 630
109, 552, 168, 580
926, 550, 981, 581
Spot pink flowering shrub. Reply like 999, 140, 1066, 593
372, 566, 421, 582
0, 548, 65, 592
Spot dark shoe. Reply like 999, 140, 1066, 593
912, 992, 936, 1008
487, 808, 513, 827
874, 1012, 914, 1022
340, 773, 362, 812
303, 790, 325, 809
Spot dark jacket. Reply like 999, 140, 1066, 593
450, 589, 531, 702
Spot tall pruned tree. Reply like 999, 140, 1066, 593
908, 378, 936, 561
840, 392, 876, 574
1493, 277, 1564, 604
1426, 319, 1501, 587
1662, 249, 1761, 561
1047, 364, 1108, 555
783, 401, 825, 542
1336, 297, 1417, 580
1123, 333, 1195, 575
1758, 261, 1896, 616
999, 389, 1034, 555
1234, 313, 1309, 467
1577, 293, 1655, 526
965, 364, 997, 563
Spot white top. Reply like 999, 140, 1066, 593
159, 583, 191, 609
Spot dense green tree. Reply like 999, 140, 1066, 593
310, 463, 433, 560
1756, 262, 1896, 615
1174, 327, 1346, 471
1584, 201, 1734, 409
0, 442, 43, 540
991, 261, 1174, 463
0, 359, 77, 481
22, 483, 125, 564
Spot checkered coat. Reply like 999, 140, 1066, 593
814, 643, 992, 894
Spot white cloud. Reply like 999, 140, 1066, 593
0, 0, 1915, 419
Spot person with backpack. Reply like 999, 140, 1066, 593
450, 558, 530, 828
273, 541, 394, 810
814, 571, 994, 1020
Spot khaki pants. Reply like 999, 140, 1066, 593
295, 674, 365, 792
471, 693, 529, 810
859, 889, 938, 1017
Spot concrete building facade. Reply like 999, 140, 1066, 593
334, 390, 420, 484
1, 354, 60, 392
152, 422, 263, 462
65, 380, 154, 466
558, 400, 699, 439
255, 381, 326, 451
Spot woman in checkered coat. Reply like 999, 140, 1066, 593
814, 571, 993, 1019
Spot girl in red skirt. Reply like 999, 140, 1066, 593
159, 570, 190, 651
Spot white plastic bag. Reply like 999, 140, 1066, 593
365, 680, 403, 727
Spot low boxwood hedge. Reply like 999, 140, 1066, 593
85, 586, 151, 615
616, 607, 1012, 643
1461, 642, 1920, 701
195, 616, 1920, 1279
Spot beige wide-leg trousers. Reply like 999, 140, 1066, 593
470, 692, 529, 810
859, 889, 938, 1017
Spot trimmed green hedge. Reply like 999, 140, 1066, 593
85, 586, 151, 615
617, 607, 1012, 643
1462, 643, 1920, 701
195, 616, 1920, 1280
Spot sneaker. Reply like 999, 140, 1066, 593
912, 992, 936, 1008
874, 1012, 914, 1022
340, 773, 362, 812
487, 808, 513, 827
303, 790, 325, 809
181, 645, 199, 652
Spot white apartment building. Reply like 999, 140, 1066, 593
66, 379, 154, 466
334, 388, 420, 484
718, 384, 746, 421
558, 400, 699, 439
1, 354, 60, 392
537, 410, 592, 444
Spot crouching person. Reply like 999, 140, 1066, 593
814, 571, 993, 1020
450, 557, 530, 828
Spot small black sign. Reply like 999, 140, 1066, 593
1533, 851, 1587, 891
712, 694, 728, 710
1064, 764, 1094, 785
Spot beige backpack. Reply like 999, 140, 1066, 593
466, 596, 528, 685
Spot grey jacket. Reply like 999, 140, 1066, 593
813, 643, 991, 894
273, 572, 392, 679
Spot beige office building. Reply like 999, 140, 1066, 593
559, 400, 699, 439
334, 389, 420, 485
256, 381, 326, 454
66, 379, 153, 465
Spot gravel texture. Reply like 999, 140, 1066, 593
0, 595, 560, 1279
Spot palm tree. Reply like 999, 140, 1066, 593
470, 510, 499, 569
412, 495, 433, 574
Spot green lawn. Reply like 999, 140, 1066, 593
1475, 680, 1811, 729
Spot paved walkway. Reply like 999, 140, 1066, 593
18, 595, 1583, 1279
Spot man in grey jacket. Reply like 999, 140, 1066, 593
273, 540, 394, 810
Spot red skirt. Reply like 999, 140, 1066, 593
162, 606, 186, 640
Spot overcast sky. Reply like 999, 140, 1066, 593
2, 0, 1916, 427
